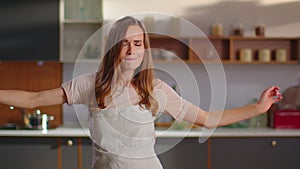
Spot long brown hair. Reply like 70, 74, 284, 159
95, 16, 158, 115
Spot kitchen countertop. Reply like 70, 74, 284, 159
0, 125, 300, 138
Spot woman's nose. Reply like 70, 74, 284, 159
127, 43, 136, 55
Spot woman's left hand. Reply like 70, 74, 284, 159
256, 86, 283, 113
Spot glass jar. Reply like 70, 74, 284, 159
232, 22, 244, 36
255, 24, 265, 37
211, 22, 224, 36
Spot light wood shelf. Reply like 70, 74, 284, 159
150, 35, 300, 64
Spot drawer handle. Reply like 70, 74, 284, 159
67, 139, 73, 146
271, 140, 277, 147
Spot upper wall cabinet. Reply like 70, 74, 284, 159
60, 0, 103, 62
150, 35, 300, 64
0, 0, 59, 61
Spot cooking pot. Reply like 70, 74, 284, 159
25, 110, 54, 130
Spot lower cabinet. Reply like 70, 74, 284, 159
60, 138, 93, 169
210, 137, 300, 169
155, 138, 208, 169
61, 138, 79, 169
1, 136, 299, 169
0, 137, 58, 169
0, 137, 93, 169
81, 138, 93, 169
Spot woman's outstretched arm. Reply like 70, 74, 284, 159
183, 86, 282, 128
0, 87, 66, 109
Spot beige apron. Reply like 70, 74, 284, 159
90, 105, 163, 169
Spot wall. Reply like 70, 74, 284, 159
63, 63, 300, 125
103, 0, 300, 37
62, 0, 300, 125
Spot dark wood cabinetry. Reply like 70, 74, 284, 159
0, 61, 62, 127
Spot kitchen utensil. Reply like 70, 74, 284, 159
26, 110, 54, 130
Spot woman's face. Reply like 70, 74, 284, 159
119, 25, 145, 71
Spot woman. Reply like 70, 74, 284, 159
0, 16, 282, 169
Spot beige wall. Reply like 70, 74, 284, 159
103, 0, 300, 37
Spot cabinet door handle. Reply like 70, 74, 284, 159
36, 61, 44, 66
67, 139, 73, 146
271, 140, 277, 147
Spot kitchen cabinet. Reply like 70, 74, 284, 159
0, 137, 58, 169
81, 138, 93, 169
0, 61, 62, 127
63, 137, 208, 169
60, 0, 103, 62
150, 35, 299, 64
0, 137, 93, 169
60, 137, 93, 169
210, 137, 300, 169
1, 128, 300, 169
0, 136, 208, 169
155, 138, 208, 169
61, 138, 79, 169
0, 0, 59, 61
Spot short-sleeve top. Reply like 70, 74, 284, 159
61, 73, 199, 121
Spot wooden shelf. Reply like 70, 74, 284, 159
60, 58, 100, 63
150, 35, 300, 64
222, 60, 299, 65
63, 19, 102, 24
154, 60, 298, 65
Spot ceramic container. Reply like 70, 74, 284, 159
258, 48, 271, 62
275, 48, 287, 62
240, 48, 252, 62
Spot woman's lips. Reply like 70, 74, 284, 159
124, 56, 138, 61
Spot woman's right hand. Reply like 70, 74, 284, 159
256, 86, 282, 114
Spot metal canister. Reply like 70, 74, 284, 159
211, 23, 224, 36
275, 48, 287, 62
258, 48, 271, 62
240, 48, 252, 62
